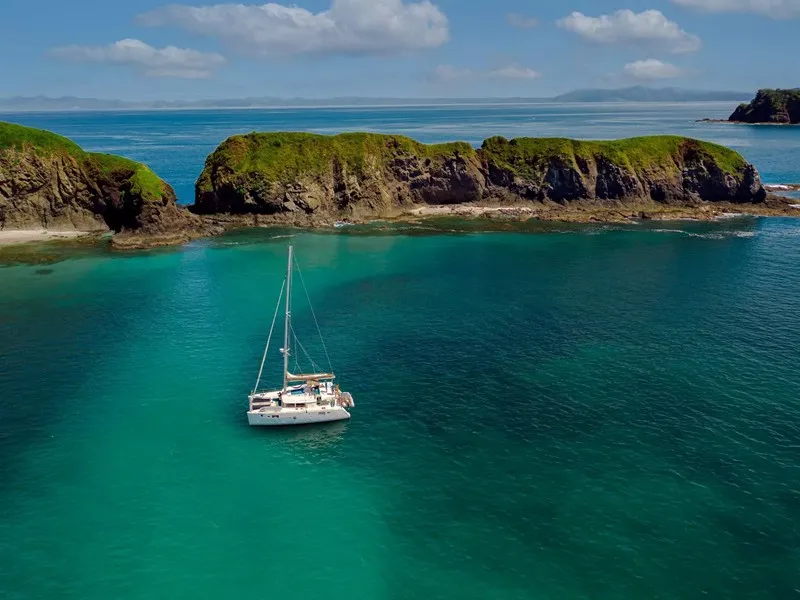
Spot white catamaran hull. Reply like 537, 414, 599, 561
248, 406, 351, 426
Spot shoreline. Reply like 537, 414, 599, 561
0, 229, 100, 247
3, 202, 800, 254
765, 183, 800, 192
697, 118, 800, 126
391, 200, 800, 224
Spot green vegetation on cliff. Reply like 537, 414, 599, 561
86, 153, 167, 202
197, 131, 476, 192
196, 131, 763, 217
481, 135, 747, 178
0, 121, 169, 202
0, 121, 84, 158
729, 89, 800, 124
200, 132, 748, 189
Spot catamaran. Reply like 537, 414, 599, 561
247, 245, 355, 426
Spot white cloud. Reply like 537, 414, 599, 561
432, 65, 474, 81
50, 39, 225, 78
557, 9, 702, 53
489, 65, 540, 80
507, 13, 539, 29
137, 0, 449, 57
623, 59, 685, 80
432, 64, 540, 82
671, 0, 800, 18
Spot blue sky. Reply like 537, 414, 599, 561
2, 0, 799, 99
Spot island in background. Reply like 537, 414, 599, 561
699, 89, 800, 124
2, 122, 799, 251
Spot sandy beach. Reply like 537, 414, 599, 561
408, 205, 536, 217
0, 230, 95, 246
403, 201, 800, 224
765, 183, 800, 192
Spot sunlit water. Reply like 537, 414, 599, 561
1, 105, 800, 599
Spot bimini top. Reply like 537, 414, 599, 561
286, 372, 336, 382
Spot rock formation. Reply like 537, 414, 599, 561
1, 122, 785, 251
194, 132, 767, 221
729, 89, 800, 124
0, 121, 207, 246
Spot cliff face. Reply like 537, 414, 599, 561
194, 132, 765, 219
0, 122, 203, 244
194, 133, 486, 218
729, 89, 800, 124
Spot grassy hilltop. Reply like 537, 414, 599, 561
199, 131, 748, 186
0, 121, 169, 203
197, 132, 476, 192
479, 135, 747, 178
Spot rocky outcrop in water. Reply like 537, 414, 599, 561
193, 132, 767, 221
729, 89, 800, 124
0, 121, 209, 246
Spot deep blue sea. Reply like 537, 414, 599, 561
1, 104, 800, 599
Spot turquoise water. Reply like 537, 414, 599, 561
4, 102, 800, 203
2, 219, 800, 599
2, 105, 800, 598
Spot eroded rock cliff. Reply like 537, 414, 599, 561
0, 121, 205, 245
194, 132, 766, 221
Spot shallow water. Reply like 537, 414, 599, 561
2, 217, 800, 599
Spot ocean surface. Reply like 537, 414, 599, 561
2, 104, 800, 599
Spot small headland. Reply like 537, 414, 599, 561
0, 121, 218, 250
698, 89, 800, 124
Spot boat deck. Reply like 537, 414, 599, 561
250, 391, 337, 410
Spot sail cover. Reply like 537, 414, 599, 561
286, 372, 335, 382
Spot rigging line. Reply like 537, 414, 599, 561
292, 330, 301, 372
290, 323, 321, 372
293, 257, 334, 374
289, 322, 321, 373
253, 279, 286, 395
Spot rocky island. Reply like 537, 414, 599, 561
193, 132, 790, 225
698, 89, 800, 125
727, 89, 800, 124
0, 121, 209, 248
2, 123, 797, 252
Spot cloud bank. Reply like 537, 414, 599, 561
137, 0, 450, 57
557, 9, 702, 53
50, 39, 226, 78
672, 0, 800, 19
623, 59, 685, 80
433, 64, 540, 82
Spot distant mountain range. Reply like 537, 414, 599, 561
552, 86, 750, 103
0, 87, 751, 112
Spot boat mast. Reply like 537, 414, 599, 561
252, 279, 286, 396
282, 245, 293, 391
